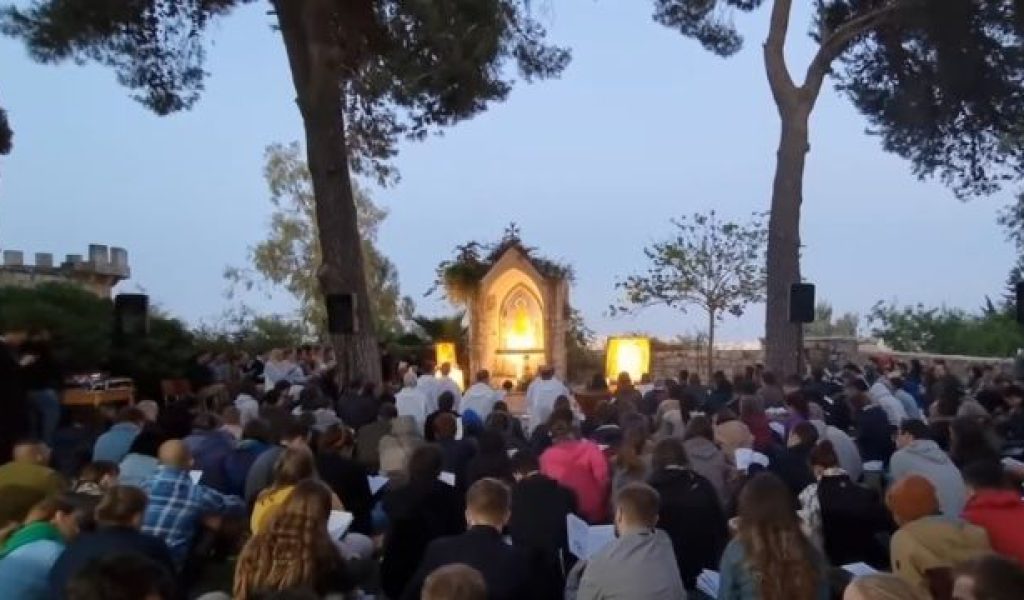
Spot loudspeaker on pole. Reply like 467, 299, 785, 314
326, 293, 358, 335
114, 293, 149, 338
789, 283, 815, 324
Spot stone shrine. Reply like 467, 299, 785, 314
467, 242, 569, 385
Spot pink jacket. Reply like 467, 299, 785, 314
540, 439, 610, 523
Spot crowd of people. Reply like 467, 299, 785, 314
2, 323, 1024, 599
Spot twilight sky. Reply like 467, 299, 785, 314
0, 2, 1016, 342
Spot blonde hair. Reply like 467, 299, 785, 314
849, 573, 926, 600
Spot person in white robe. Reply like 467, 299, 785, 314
461, 370, 502, 420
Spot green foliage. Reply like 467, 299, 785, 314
868, 300, 1024, 357
411, 313, 467, 345
192, 307, 305, 355
433, 224, 574, 306
0, 0, 570, 184
652, 0, 1024, 197
225, 142, 413, 339
565, 308, 601, 383
806, 301, 859, 338
0, 103, 10, 156
0, 283, 195, 396
614, 211, 767, 319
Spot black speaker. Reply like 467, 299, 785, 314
789, 283, 815, 324
114, 293, 149, 338
1016, 282, 1024, 325
326, 293, 357, 334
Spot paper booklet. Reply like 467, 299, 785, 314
697, 569, 720, 598
327, 510, 354, 540
566, 513, 615, 560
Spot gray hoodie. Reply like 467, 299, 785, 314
889, 439, 967, 517
683, 437, 732, 505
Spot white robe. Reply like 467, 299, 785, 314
526, 377, 571, 430
461, 382, 501, 420
436, 376, 463, 411
395, 387, 429, 433
417, 374, 441, 414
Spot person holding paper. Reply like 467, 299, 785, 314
718, 473, 829, 600
140, 440, 244, 570
402, 478, 531, 600
316, 424, 374, 536
574, 483, 685, 600
233, 480, 354, 600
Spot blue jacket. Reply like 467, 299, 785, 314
0, 539, 64, 600
92, 422, 141, 463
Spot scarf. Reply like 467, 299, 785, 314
0, 522, 63, 558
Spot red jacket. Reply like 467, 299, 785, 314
540, 439, 610, 523
962, 490, 1024, 563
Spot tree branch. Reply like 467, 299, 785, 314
763, 0, 798, 112
803, 0, 912, 100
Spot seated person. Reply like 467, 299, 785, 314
0, 495, 79, 600
65, 553, 174, 600
573, 483, 685, 599
71, 461, 119, 497
422, 563, 487, 600
403, 478, 530, 600
0, 438, 65, 526
50, 486, 174, 599
140, 440, 244, 570
92, 408, 145, 464
425, 391, 461, 442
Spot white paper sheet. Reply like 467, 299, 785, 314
367, 475, 390, 495
566, 513, 615, 560
697, 569, 720, 598
735, 448, 770, 471
863, 460, 885, 472
327, 510, 354, 540
768, 421, 786, 439
189, 470, 203, 485
842, 562, 878, 577
1002, 457, 1024, 471
438, 471, 456, 487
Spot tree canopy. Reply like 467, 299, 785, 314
225, 142, 412, 339
806, 301, 859, 338
869, 300, 1024, 358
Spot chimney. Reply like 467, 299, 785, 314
35, 253, 54, 268
3, 250, 24, 266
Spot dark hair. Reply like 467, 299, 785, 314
791, 421, 819, 446
438, 391, 455, 412
317, 424, 355, 454
408, 445, 444, 485
281, 420, 311, 443
651, 437, 688, 470
954, 554, 1024, 600
493, 401, 510, 413
127, 429, 167, 458
761, 371, 778, 386
615, 483, 660, 528
476, 430, 507, 457
809, 440, 839, 469
94, 486, 148, 526
548, 408, 575, 440
961, 460, 1009, 490
433, 412, 458, 440
422, 564, 487, 600
683, 415, 714, 442
242, 419, 274, 445
950, 416, 999, 467
511, 451, 540, 475
553, 395, 571, 412
271, 447, 315, 488
614, 424, 648, 477
899, 419, 931, 441
785, 392, 810, 419
66, 554, 174, 600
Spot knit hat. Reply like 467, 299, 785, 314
886, 475, 939, 524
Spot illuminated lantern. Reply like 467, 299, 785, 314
605, 337, 651, 385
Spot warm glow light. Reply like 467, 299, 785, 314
605, 337, 651, 384
504, 304, 539, 350
434, 342, 465, 391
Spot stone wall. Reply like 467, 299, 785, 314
650, 336, 1014, 379
0, 244, 130, 298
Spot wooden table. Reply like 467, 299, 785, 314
62, 383, 135, 408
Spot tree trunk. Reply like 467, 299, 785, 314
764, 109, 809, 377
707, 309, 716, 383
273, 0, 381, 385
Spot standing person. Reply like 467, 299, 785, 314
960, 459, 1024, 563
462, 370, 501, 421
889, 419, 967, 517
508, 451, 576, 600
141, 440, 245, 570
396, 371, 430, 434
0, 326, 33, 465
0, 494, 80, 600
526, 367, 572, 433
706, 371, 734, 414
885, 475, 990, 594
402, 478, 531, 600
437, 363, 463, 410
718, 472, 830, 600
574, 483, 685, 600
22, 330, 61, 447
380, 445, 465, 600
49, 486, 175, 599
0, 439, 65, 526
418, 360, 441, 415
647, 437, 727, 591
539, 409, 610, 524
233, 480, 353, 600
